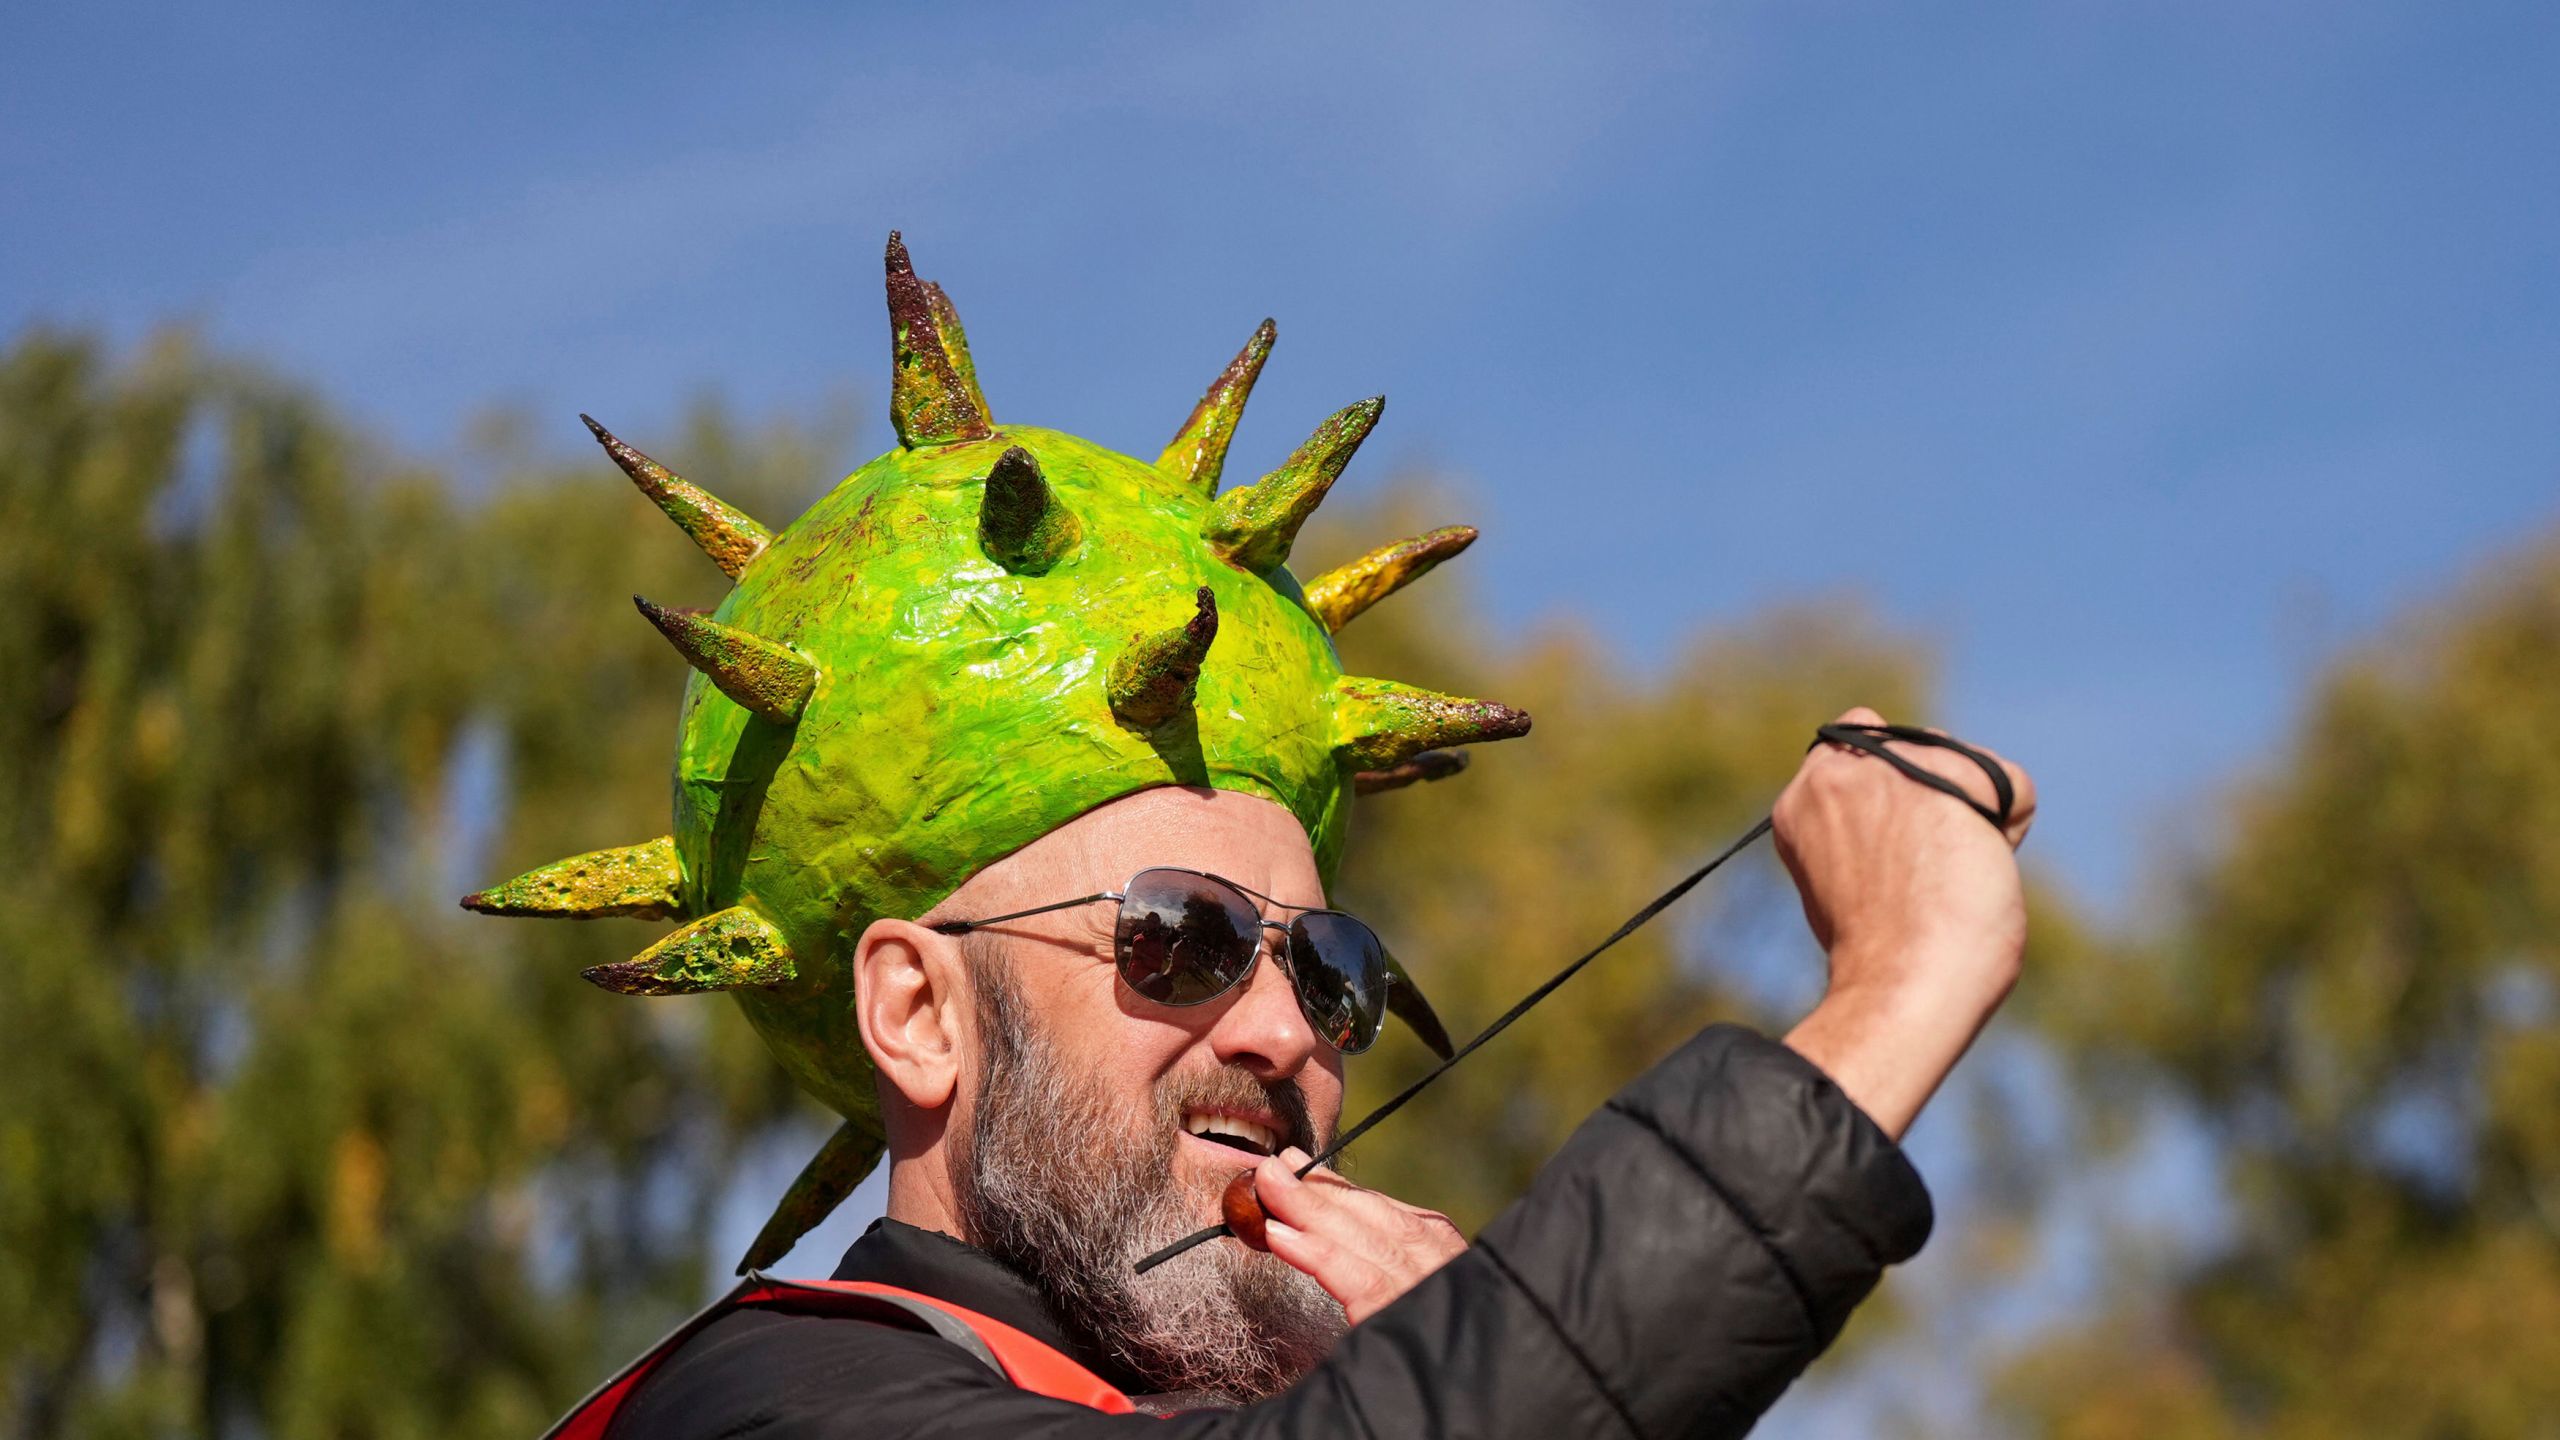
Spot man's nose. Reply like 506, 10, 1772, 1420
1206, 932, 1318, 1081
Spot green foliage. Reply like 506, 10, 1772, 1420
2005, 540, 2560, 1435
0, 333, 830, 1439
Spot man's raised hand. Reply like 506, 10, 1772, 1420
1774, 706, 2035, 1139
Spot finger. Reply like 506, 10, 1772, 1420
1259, 1150, 1445, 1272
1866, 729, 2037, 848
1261, 1217, 1383, 1319
1252, 1151, 1327, 1229
1259, 1216, 1343, 1283
1291, 1163, 1455, 1235
1272, 1149, 1419, 1226
1768, 789, 1834, 951
1815, 706, 1889, 760
1256, 1151, 1384, 1242
1272, 1146, 1339, 1189
1998, 755, 2036, 847
1285, 1152, 1361, 1192
1937, 742, 2034, 848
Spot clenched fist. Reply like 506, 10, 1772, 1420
1774, 707, 2035, 1139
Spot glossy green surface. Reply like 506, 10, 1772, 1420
674, 425, 1353, 1120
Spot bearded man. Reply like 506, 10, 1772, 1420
475, 238, 2034, 1438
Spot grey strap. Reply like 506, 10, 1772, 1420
851, 1289, 1008, 1379
735, 1269, 1006, 1380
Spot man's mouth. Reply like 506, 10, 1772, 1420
1180, 1109, 1280, 1158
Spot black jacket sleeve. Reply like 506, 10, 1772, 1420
611, 1025, 1933, 1440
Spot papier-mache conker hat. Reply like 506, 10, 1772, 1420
463, 234, 1529, 1268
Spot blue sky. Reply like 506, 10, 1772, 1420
12, 1, 2558, 913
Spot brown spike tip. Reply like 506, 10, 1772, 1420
635, 596, 818, 724
1107, 586, 1219, 731
884, 232, 994, 447
580, 415, 773, 580
583, 905, 799, 996
1304, 524, 1477, 632
1383, 948, 1457, 1060
1353, 748, 1471, 796
1158, 318, 1277, 496
460, 835, 687, 919
1202, 396, 1383, 572
978, 446, 1081, 574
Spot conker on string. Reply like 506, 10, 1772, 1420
1221, 1169, 1270, 1250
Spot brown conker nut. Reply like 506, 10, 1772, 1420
1221, 1170, 1269, 1250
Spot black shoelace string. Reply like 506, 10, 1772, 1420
1133, 722, 2013, 1275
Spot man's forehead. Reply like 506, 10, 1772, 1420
971, 785, 1323, 907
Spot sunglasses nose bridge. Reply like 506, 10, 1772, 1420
1189, 920, 1327, 1075
1251, 919, 1295, 989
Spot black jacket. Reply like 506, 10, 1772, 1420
609, 1024, 1933, 1439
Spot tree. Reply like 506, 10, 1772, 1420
0, 332, 834, 1439
2004, 536, 2560, 1436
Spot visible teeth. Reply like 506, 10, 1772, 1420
1182, 1112, 1277, 1154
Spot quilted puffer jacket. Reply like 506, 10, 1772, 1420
603, 1024, 1934, 1439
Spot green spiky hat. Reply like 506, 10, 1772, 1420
464, 235, 1529, 1267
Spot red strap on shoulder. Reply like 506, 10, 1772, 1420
818, 1281, 1138, 1414
542, 1274, 1138, 1440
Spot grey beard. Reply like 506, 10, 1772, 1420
951, 950, 1345, 1402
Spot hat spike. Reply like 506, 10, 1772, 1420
884, 233, 994, 447
1202, 397, 1382, 573
734, 1118, 887, 1274
460, 835, 687, 919
1383, 949, 1456, 1060
583, 905, 799, 995
921, 280, 983, 415
1158, 318, 1276, 497
1330, 676, 1530, 770
634, 597, 817, 723
1352, 748, 1470, 795
1107, 586, 1219, 731
581, 416, 771, 580
1302, 525, 1476, 632
978, 446, 1082, 574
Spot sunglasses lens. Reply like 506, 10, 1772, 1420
1286, 912, 1389, 1054
1116, 869, 1262, 1006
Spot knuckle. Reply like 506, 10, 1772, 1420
1799, 754, 1853, 793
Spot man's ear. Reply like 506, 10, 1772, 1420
854, 918, 969, 1113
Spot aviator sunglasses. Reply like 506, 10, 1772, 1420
929, 867, 1391, 1053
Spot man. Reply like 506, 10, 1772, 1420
466, 237, 2032, 1437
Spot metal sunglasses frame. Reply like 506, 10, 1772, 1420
927, 865, 1390, 1053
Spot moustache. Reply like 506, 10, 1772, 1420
1157, 1066, 1321, 1158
